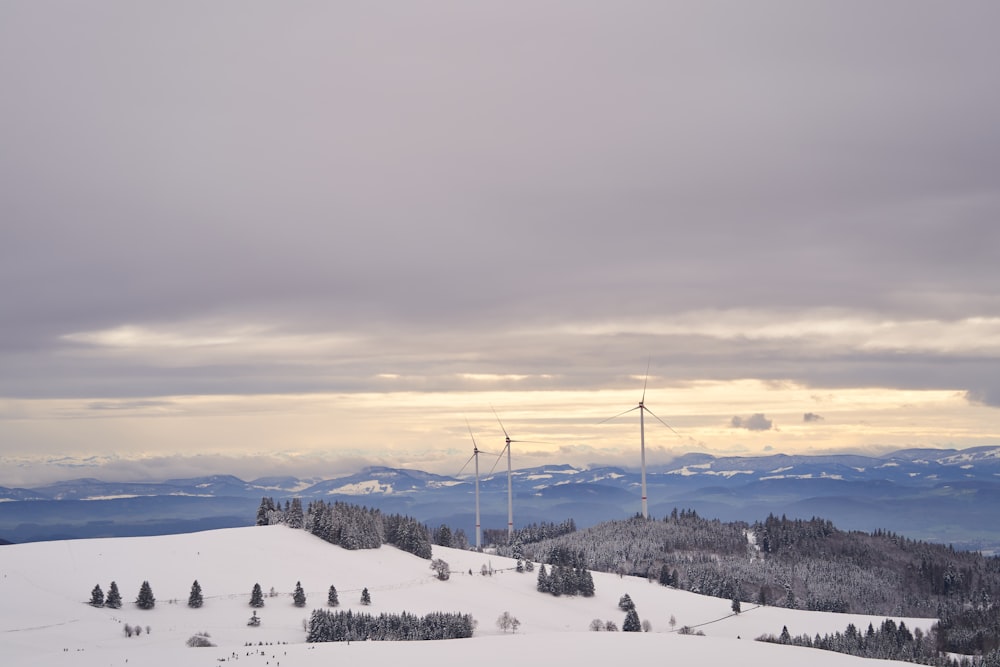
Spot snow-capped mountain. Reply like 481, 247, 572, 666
3, 446, 1000, 551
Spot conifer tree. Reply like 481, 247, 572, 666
135, 580, 155, 610
188, 580, 204, 608
293, 581, 306, 607
360, 587, 371, 605
623, 608, 642, 632
250, 583, 264, 608
90, 584, 105, 607
327, 585, 339, 607
536, 564, 550, 593
286, 498, 304, 529
550, 565, 564, 597
618, 593, 635, 612
105, 581, 122, 609
255, 497, 272, 526
579, 568, 596, 597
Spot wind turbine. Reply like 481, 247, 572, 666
456, 420, 489, 550
488, 408, 547, 544
600, 365, 679, 519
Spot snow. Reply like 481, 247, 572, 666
704, 470, 753, 478
0, 526, 935, 667
324, 480, 393, 495
426, 480, 463, 488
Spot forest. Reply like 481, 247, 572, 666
255, 496, 434, 559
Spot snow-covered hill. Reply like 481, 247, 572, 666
0, 525, 934, 667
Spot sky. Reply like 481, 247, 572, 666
2, 1, 999, 486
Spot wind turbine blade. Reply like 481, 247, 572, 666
456, 453, 477, 477
465, 418, 480, 451
487, 446, 508, 476
491, 405, 510, 439
643, 405, 680, 436
641, 358, 651, 403
598, 405, 641, 424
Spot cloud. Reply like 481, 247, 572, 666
730, 414, 774, 431
803, 412, 824, 422
966, 386, 1000, 408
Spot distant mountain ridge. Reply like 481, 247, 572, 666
3, 446, 1000, 550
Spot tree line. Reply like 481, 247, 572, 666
306, 609, 474, 642
758, 618, 1000, 667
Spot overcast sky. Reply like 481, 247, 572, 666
2, 1, 999, 486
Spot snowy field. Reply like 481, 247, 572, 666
1, 525, 935, 666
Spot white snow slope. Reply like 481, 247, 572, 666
0, 525, 935, 667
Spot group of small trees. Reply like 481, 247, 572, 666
496, 611, 520, 633
90, 580, 212, 611
88, 581, 148, 610
535, 563, 595, 597
430, 558, 450, 581
89, 581, 122, 609
618, 593, 642, 632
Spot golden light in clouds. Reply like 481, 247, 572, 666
2, 380, 996, 484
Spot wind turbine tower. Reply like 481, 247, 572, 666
489, 408, 546, 544
457, 421, 487, 549
601, 367, 678, 519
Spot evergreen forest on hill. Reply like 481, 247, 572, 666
506, 511, 1000, 659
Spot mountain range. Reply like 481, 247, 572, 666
3, 445, 1000, 551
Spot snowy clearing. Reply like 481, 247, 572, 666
1, 526, 935, 667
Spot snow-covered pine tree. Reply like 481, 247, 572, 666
293, 581, 306, 607
536, 564, 550, 593
360, 587, 371, 605
579, 568, 596, 597
250, 583, 264, 608
618, 593, 635, 611
135, 580, 155, 609
255, 497, 273, 526
188, 580, 204, 608
549, 565, 564, 597
287, 498, 304, 530
105, 581, 122, 609
623, 608, 641, 632
89, 584, 104, 607
327, 585, 339, 607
